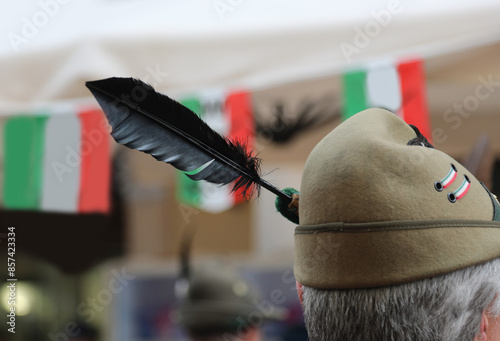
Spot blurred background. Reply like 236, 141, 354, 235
1, 1, 500, 340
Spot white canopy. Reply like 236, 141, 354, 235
2, 0, 500, 111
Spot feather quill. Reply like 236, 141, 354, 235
85, 77, 290, 201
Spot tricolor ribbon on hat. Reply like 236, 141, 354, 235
434, 164, 457, 192
448, 175, 471, 203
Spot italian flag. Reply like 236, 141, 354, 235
342, 59, 431, 140
2, 108, 111, 213
177, 89, 254, 213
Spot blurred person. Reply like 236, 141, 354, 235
276, 108, 500, 340
177, 263, 285, 341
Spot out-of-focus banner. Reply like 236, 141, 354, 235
177, 88, 254, 213
2, 108, 111, 213
342, 58, 431, 140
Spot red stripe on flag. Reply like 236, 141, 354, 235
226, 91, 254, 204
78, 109, 111, 213
398, 59, 432, 142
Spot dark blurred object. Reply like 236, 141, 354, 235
463, 134, 494, 188
492, 159, 500, 197
175, 224, 198, 301
282, 324, 309, 341
179, 225, 198, 283
255, 96, 338, 144
68, 321, 99, 341
0, 210, 122, 274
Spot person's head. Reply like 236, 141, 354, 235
177, 263, 281, 341
289, 109, 500, 340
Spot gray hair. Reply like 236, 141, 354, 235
302, 257, 500, 341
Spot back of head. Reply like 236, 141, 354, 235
293, 109, 500, 340
302, 258, 500, 341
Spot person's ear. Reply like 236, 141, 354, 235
296, 281, 304, 306
474, 311, 488, 341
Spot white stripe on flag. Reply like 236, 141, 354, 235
199, 89, 233, 212
366, 64, 401, 113
41, 115, 81, 212
199, 183, 233, 213
200, 89, 230, 136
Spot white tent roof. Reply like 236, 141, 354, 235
2, 0, 500, 111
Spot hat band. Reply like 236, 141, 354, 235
296, 219, 500, 234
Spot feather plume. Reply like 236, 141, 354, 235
175, 224, 198, 300
85, 77, 290, 201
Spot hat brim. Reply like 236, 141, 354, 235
295, 219, 500, 289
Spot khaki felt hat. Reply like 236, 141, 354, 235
294, 108, 500, 289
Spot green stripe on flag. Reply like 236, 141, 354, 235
3, 115, 47, 209
33, 116, 48, 201
342, 70, 368, 120
181, 98, 203, 116
176, 98, 203, 207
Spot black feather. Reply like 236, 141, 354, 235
407, 124, 434, 149
85, 77, 289, 200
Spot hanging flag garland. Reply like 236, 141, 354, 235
176, 89, 254, 213
2, 109, 111, 213
342, 59, 431, 141
2, 58, 427, 214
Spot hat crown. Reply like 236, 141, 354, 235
294, 109, 500, 289
299, 109, 492, 225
